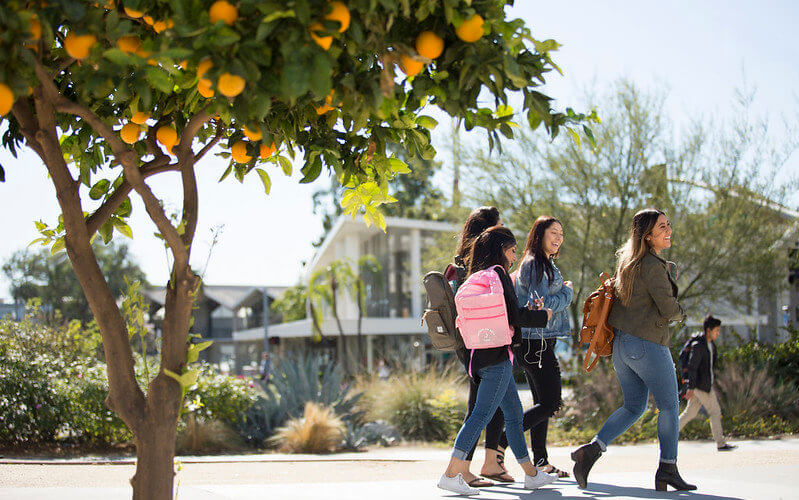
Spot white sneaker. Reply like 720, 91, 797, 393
524, 471, 557, 489
437, 473, 480, 496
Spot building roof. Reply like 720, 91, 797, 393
144, 285, 289, 309
308, 215, 458, 278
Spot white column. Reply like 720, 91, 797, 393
343, 233, 360, 318
410, 228, 422, 318
366, 334, 374, 373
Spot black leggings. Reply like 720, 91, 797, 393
498, 338, 562, 464
463, 373, 504, 461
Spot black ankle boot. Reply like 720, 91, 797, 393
655, 462, 697, 491
571, 441, 602, 489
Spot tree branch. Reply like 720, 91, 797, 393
85, 157, 178, 236
11, 98, 46, 159
195, 121, 225, 162
175, 110, 211, 168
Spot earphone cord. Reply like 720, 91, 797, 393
523, 333, 547, 368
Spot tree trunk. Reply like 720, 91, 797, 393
130, 413, 178, 500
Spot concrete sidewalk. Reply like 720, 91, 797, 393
1, 438, 797, 499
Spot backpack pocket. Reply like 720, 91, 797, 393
423, 309, 458, 351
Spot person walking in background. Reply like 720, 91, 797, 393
444, 206, 511, 486
571, 209, 696, 492
377, 358, 391, 380
495, 216, 573, 479
438, 226, 556, 495
678, 315, 736, 451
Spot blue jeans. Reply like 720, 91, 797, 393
596, 330, 679, 463
452, 360, 530, 464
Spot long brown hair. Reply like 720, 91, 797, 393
614, 208, 665, 305
454, 206, 500, 268
522, 216, 561, 285
468, 226, 516, 275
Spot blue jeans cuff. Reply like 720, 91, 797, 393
518, 455, 531, 465
659, 458, 677, 464
593, 437, 607, 452
452, 448, 469, 461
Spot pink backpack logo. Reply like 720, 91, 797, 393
455, 265, 514, 350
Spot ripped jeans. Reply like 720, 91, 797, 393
498, 338, 562, 464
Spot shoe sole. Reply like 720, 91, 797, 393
436, 483, 479, 496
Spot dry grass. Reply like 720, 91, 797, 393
269, 402, 345, 453
716, 361, 799, 421
175, 417, 245, 454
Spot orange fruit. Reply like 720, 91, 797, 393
309, 23, 332, 50
179, 60, 188, 69
243, 125, 262, 141
415, 31, 444, 59
166, 19, 175, 29
117, 35, 141, 54
197, 59, 213, 78
326, 2, 350, 33
29, 16, 42, 40
209, 0, 238, 26
0, 84, 14, 116
314, 91, 336, 115
64, 33, 97, 60
143, 15, 155, 25
152, 20, 168, 33
217, 73, 245, 97
120, 123, 141, 144
130, 111, 150, 124
156, 125, 178, 150
399, 54, 424, 77
197, 78, 214, 98
231, 141, 252, 163
456, 14, 484, 43
259, 142, 276, 159
123, 7, 144, 18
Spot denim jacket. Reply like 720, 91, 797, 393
514, 257, 573, 339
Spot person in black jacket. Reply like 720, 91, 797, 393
438, 226, 556, 495
678, 315, 736, 451
444, 206, 512, 486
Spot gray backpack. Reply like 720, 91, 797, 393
421, 271, 464, 351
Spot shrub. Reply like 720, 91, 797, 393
721, 327, 799, 389
0, 349, 65, 445
234, 354, 361, 448
358, 365, 467, 442
176, 417, 245, 454
715, 362, 799, 422
270, 402, 344, 453
558, 359, 622, 431
184, 364, 260, 429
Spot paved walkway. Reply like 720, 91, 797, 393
1, 438, 797, 499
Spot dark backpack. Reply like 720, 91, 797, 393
677, 336, 697, 398
421, 271, 464, 351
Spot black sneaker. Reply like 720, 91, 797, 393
717, 444, 737, 451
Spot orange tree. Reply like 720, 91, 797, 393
0, 0, 595, 498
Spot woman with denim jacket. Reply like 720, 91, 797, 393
571, 209, 695, 492
496, 216, 573, 478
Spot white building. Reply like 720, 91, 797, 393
233, 216, 458, 371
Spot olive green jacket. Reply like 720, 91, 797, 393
608, 251, 685, 346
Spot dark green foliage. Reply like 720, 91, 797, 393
720, 327, 799, 389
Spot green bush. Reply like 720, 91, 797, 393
0, 349, 65, 445
721, 327, 799, 388
358, 366, 467, 442
184, 364, 261, 429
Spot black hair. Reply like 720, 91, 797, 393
703, 314, 722, 333
468, 226, 517, 275
454, 206, 500, 267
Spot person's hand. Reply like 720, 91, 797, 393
685, 389, 694, 400
564, 281, 573, 289
545, 308, 553, 321
533, 297, 544, 310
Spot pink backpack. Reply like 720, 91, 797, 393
455, 266, 515, 375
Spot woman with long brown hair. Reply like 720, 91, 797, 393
571, 209, 695, 492
495, 215, 573, 478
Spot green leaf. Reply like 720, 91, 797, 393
99, 219, 114, 244
415, 115, 438, 130
262, 9, 296, 23
278, 156, 292, 176
34, 220, 47, 232
388, 158, 411, 174
111, 217, 133, 239
255, 168, 271, 195
300, 158, 322, 184
50, 238, 65, 255
89, 179, 111, 200
145, 67, 173, 94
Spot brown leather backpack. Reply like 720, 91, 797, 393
579, 272, 615, 372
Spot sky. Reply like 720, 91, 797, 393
1, 0, 798, 300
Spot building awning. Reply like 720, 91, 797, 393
232, 317, 427, 341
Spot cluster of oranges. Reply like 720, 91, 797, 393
400, 14, 485, 77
